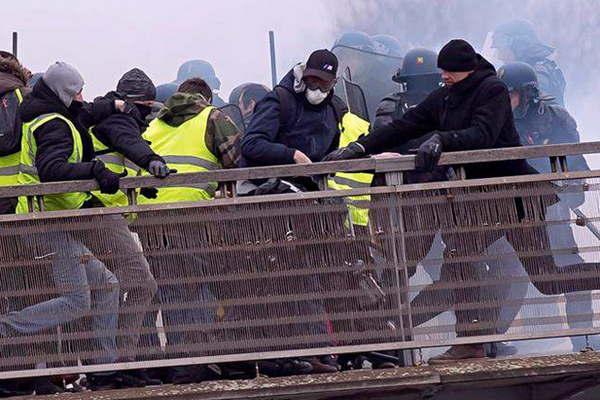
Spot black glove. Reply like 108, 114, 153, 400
415, 133, 443, 172
140, 187, 158, 199
92, 160, 120, 194
148, 159, 170, 178
322, 142, 366, 162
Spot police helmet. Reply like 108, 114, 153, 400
498, 61, 539, 94
371, 34, 403, 56
333, 31, 375, 52
176, 60, 221, 91
492, 19, 540, 49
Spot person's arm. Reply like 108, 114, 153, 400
551, 106, 590, 172
77, 97, 118, 129
206, 109, 241, 169
34, 119, 95, 182
436, 82, 511, 151
358, 93, 438, 155
240, 92, 296, 165
93, 114, 163, 169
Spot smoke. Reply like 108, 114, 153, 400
328, 0, 600, 165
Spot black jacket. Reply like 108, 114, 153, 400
240, 69, 340, 167
18, 79, 116, 182
91, 92, 163, 170
360, 55, 536, 179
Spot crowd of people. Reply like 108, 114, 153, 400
0, 18, 595, 395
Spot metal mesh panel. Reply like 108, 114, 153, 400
1, 176, 600, 375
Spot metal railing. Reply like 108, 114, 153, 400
0, 142, 599, 379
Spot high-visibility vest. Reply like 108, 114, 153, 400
0, 88, 23, 187
17, 113, 90, 213
139, 106, 220, 204
89, 127, 140, 207
327, 112, 373, 227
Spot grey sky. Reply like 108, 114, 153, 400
2, 0, 335, 99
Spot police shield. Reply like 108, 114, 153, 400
332, 44, 403, 121
341, 77, 370, 122
218, 104, 246, 134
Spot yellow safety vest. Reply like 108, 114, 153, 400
139, 106, 220, 204
89, 127, 139, 207
17, 113, 90, 213
0, 88, 23, 186
327, 112, 373, 227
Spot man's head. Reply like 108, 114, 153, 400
302, 49, 338, 105
393, 48, 441, 93
437, 39, 478, 87
498, 61, 539, 118
0, 50, 32, 84
492, 19, 540, 62
116, 68, 156, 105
237, 83, 269, 118
178, 77, 213, 103
43, 61, 84, 107
176, 60, 220, 92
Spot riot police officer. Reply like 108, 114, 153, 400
491, 19, 566, 106
499, 61, 595, 352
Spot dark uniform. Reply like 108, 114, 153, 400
499, 61, 594, 351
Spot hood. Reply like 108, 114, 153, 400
116, 68, 156, 101
517, 42, 555, 63
0, 56, 30, 95
448, 54, 496, 96
278, 66, 334, 108
19, 78, 72, 123
43, 61, 84, 108
157, 92, 211, 127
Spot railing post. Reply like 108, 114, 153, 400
550, 156, 559, 173
127, 188, 138, 206
559, 156, 569, 172
26, 196, 35, 213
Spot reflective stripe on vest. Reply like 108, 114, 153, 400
140, 106, 220, 204
16, 113, 90, 213
328, 112, 373, 227
88, 127, 134, 208
0, 89, 24, 186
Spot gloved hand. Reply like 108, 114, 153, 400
92, 160, 120, 194
148, 159, 170, 178
322, 142, 366, 162
415, 133, 443, 172
140, 187, 158, 199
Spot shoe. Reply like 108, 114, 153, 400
87, 373, 123, 391
303, 357, 339, 374
169, 365, 209, 385
279, 358, 313, 376
373, 361, 397, 369
428, 344, 486, 365
32, 376, 64, 395
121, 369, 161, 386
320, 355, 341, 372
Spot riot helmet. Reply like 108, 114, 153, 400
392, 48, 441, 93
371, 34, 403, 56
498, 61, 540, 119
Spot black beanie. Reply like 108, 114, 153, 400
117, 68, 156, 101
437, 39, 478, 72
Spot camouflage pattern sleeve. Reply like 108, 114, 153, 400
205, 109, 241, 169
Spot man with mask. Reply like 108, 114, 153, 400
499, 61, 595, 352
491, 19, 566, 106
325, 39, 600, 363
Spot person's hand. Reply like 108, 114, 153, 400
140, 187, 158, 199
148, 159, 170, 178
372, 152, 402, 160
415, 133, 443, 172
293, 150, 312, 164
92, 160, 120, 194
114, 99, 126, 112
322, 142, 366, 162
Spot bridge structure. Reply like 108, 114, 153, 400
1, 143, 600, 399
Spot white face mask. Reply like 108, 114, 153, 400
305, 88, 329, 105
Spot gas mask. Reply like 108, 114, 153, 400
305, 88, 329, 105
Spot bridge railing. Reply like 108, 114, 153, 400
0, 142, 599, 379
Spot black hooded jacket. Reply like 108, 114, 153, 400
91, 91, 163, 170
359, 55, 536, 179
18, 79, 116, 182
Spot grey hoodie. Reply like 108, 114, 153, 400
42, 61, 84, 107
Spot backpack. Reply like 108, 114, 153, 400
0, 88, 23, 156
274, 86, 348, 132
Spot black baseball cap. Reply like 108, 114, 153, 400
303, 49, 338, 82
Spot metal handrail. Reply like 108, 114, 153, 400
0, 142, 598, 199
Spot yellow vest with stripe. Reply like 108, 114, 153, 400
139, 106, 219, 204
0, 88, 24, 187
89, 127, 139, 207
17, 113, 90, 213
328, 112, 373, 227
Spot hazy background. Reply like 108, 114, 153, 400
2, 0, 599, 151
